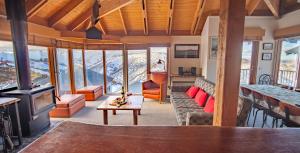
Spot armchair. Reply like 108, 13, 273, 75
142, 72, 168, 103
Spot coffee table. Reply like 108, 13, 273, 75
97, 96, 144, 125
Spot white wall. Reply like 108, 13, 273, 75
201, 16, 279, 83
277, 9, 300, 28
169, 36, 202, 75
200, 9, 300, 83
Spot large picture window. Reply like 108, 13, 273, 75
150, 47, 167, 72
0, 41, 17, 90
85, 50, 104, 86
72, 49, 84, 89
128, 50, 147, 93
106, 50, 123, 93
240, 41, 253, 84
56, 48, 71, 95
28, 45, 50, 86
277, 38, 300, 87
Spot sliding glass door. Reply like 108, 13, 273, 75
106, 50, 123, 93
277, 37, 300, 87
128, 50, 147, 93
56, 48, 71, 95
240, 41, 253, 84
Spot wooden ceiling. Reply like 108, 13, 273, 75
0, 0, 300, 37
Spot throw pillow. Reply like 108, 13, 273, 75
204, 96, 215, 113
194, 89, 208, 107
186, 86, 199, 98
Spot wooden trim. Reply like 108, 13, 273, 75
213, 0, 246, 127
123, 45, 128, 92
97, 21, 107, 35
274, 25, 300, 39
68, 48, 76, 94
48, 47, 57, 92
103, 50, 107, 94
244, 27, 265, 40
147, 47, 151, 78
272, 40, 282, 84
82, 48, 87, 87
249, 41, 259, 84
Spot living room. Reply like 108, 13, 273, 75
1, 0, 300, 152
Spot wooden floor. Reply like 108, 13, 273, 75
20, 122, 300, 153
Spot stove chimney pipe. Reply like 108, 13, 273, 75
5, 0, 32, 90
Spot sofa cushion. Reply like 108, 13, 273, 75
143, 88, 160, 95
175, 107, 204, 125
204, 96, 215, 113
194, 89, 208, 107
143, 80, 159, 89
171, 92, 190, 99
186, 86, 199, 98
56, 94, 85, 108
172, 99, 201, 109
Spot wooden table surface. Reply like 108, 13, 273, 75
20, 121, 300, 153
241, 84, 300, 106
97, 96, 144, 110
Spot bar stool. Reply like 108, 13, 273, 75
240, 87, 253, 125
279, 103, 300, 127
262, 96, 284, 128
252, 91, 268, 127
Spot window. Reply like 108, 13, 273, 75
106, 50, 123, 93
72, 49, 84, 89
56, 48, 71, 95
0, 41, 17, 90
240, 41, 253, 84
85, 50, 104, 86
277, 38, 300, 87
28, 45, 50, 86
128, 50, 147, 93
150, 47, 167, 72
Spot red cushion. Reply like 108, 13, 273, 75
204, 96, 215, 113
194, 89, 208, 107
185, 86, 199, 98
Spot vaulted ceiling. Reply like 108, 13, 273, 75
0, 0, 300, 37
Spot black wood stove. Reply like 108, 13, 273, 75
1, 86, 55, 136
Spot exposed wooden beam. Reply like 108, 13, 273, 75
48, 0, 83, 27
213, 0, 246, 126
141, 0, 148, 35
68, 0, 135, 31
167, 0, 175, 35
263, 0, 280, 17
97, 20, 107, 35
191, 0, 207, 35
118, 9, 127, 35
247, 0, 262, 15
26, 0, 48, 19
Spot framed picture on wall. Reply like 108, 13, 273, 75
262, 53, 272, 60
209, 37, 218, 59
263, 43, 273, 50
174, 44, 200, 58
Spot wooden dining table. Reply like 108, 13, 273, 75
240, 84, 300, 106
